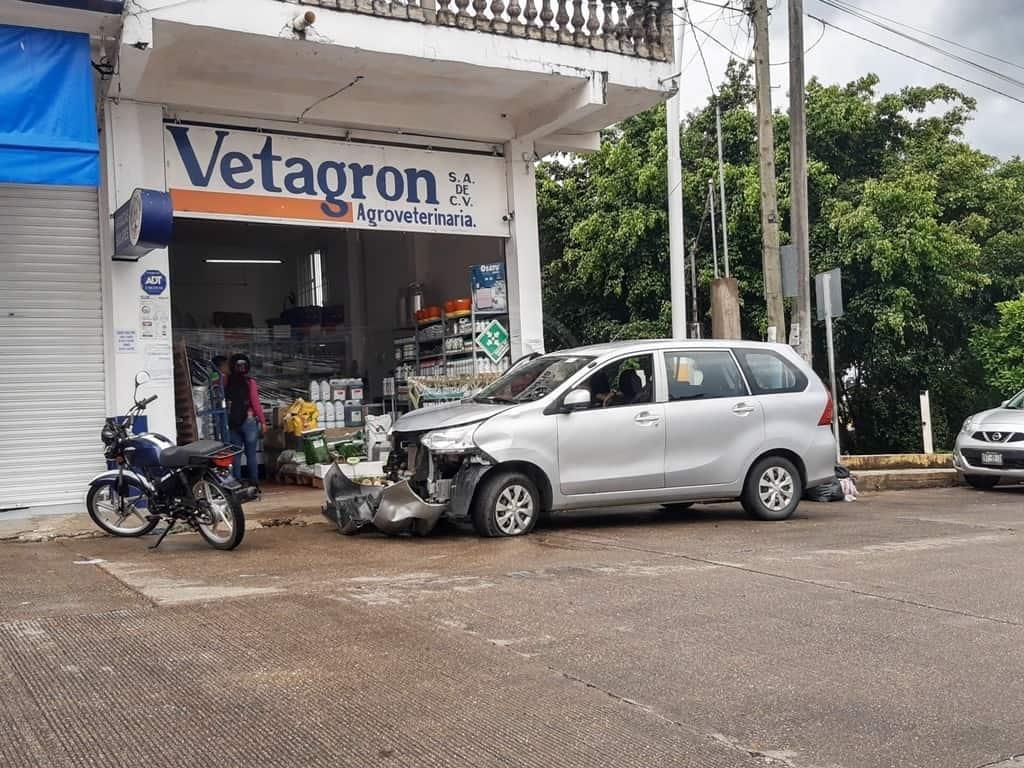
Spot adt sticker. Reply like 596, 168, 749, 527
140, 269, 167, 296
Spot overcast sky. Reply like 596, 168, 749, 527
676, 0, 1023, 160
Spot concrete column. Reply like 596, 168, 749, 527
101, 100, 176, 437
345, 230, 368, 377
503, 138, 545, 359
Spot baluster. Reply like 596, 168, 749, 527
586, 0, 600, 46
540, 0, 555, 39
473, 0, 488, 29
508, 0, 524, 34
434, 0, 451, 25
524, 0, 539, 36
601, 0, 614, 47
491, 0, 507, 32
643, 0, 659, 53
454, 0, 472, 26
571, 0, 585, 44
615, 0, 630, 52
555, 0, 570, 40
629, 0, 645, 54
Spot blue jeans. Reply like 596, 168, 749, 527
229, 417, 260, 483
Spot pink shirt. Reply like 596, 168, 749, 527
245, 378, 267, 426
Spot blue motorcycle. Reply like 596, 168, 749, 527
86, 372, 256, 550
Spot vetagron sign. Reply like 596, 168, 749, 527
164, 123, 510, 237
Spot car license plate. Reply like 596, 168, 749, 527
981, 451, 1003, 466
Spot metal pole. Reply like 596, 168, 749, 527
666, 12, 687, 339
690, 240, 698, 332
823, 272, 840, 461
708, 181, 719, 279
789, 0, 812, 363
715, 103, 730, 278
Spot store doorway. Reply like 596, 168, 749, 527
168, 218, 507, 476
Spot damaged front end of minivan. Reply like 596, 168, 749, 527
321, 420, 495, 536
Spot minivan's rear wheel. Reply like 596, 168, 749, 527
964, 474, 999, 490
471, 471, 539, 538
742, 456, 802, 521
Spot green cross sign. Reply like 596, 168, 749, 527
476, 319, 510, 363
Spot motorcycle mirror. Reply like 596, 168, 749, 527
135, 371, 151, 386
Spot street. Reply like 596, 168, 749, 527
2, 487, 1023, 768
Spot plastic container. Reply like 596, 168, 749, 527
302, 428, 329, 465
309, 380, 321, 401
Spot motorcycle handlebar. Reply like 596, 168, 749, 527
139, 394, 158, 407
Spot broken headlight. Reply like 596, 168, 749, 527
420, 423, 480, 454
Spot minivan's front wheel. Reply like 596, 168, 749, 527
471, 471, 540, 538
742, 456, 802, 521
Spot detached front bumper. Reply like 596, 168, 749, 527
321, 464, 449, 536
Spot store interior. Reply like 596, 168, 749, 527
167, 218, 510, 462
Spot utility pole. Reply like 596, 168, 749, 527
666, 10, 687, 339
789, 0, 812, 362
750, 0, 786, 343
714, 103, 730, 277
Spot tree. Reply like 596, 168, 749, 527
972, 297, 1024, 396
536, 66, 1024, 452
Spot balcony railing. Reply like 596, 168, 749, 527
287, 0, 673, 60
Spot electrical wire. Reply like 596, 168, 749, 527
807, 13, 1024, 107
816, 0, 1024, 91
815, 0, 1024, 74
682, 0, 720, 97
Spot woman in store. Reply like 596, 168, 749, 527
226, 353, 266, 486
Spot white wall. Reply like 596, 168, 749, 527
101, 100, 176, 436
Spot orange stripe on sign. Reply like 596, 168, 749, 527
169, 189, 354, 223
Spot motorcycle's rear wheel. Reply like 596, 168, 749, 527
86, 482, 158, 537
193, 476, 245, 551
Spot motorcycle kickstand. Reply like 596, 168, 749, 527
149, 519, 176, 550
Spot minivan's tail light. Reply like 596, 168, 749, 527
818, 391, 834, 427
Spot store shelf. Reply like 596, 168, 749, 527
416, 318, 443, 328
474, 309, 508, 317
446, 332, 476, 339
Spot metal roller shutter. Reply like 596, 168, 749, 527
0, 184, 106, 511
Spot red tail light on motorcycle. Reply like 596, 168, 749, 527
212, 454, 234, 469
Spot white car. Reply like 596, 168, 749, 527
954, 390, 1024, 489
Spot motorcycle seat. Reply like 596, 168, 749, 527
160, 440, 229, 468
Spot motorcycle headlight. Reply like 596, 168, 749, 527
420, 423, 480, 454
100, 420, 118, 446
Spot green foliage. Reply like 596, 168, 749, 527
536, 63, 1024, 453
972, 297, 1024, 396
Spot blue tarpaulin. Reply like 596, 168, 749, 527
0, 25, 99, 186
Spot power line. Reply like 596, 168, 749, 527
807, 13, 1024, 107
816, 0, 1024, 91
682, 0, 720, 97
674, 8, 750, 63
815, 0, 1024, 74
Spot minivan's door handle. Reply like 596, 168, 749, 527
732, 403, 756, 416
634, 412, 660, 425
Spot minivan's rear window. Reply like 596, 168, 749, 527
734, 349, 808, 395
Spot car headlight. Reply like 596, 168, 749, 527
961, 417, 976, 434
420, 423, 480, 453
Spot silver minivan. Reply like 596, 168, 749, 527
333, 340, 837, 537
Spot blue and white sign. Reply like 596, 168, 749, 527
140, 269, 167, 296
113, 188, 173, 261
164, 124, 510, 237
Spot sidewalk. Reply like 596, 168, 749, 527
0, 483, 326, 542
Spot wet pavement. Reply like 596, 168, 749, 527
2, 487, 1023, 767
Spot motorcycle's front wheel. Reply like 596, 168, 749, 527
86, 481, 158, 537
193, 476, 245, 551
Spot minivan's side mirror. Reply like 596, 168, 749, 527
563, 388, 591, 412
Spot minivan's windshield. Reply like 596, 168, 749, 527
474, 355, 594, 404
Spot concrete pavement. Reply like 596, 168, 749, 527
2, 487, 1023, 767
